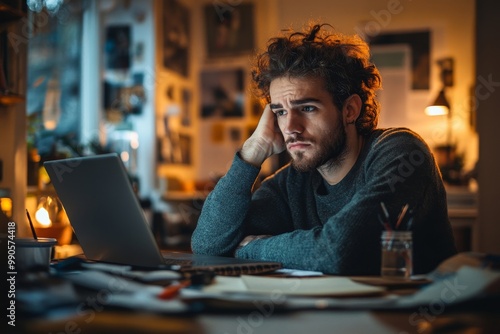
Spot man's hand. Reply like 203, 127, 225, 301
240, 104, 285, 167
234, 235, 272, 256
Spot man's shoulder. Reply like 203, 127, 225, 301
370, 127, 425, 141
364, 128, 434, 166
369, 127, 430, 150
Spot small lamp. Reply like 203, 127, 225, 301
426, 58, 462, 183
426, 57, 454, 146
425, 89, 450, 116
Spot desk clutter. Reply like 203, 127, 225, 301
17, 252, 500, 331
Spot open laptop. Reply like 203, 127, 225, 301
44, 153, 282, 275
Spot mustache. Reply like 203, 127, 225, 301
286, 135, 310, 145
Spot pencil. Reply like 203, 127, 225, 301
26, 209, 38, 240
158, 280, 191, 299
395, 204, 409, 230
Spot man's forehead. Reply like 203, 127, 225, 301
269, 76, 328, 101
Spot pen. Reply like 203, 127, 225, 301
157, 270, 215, 300
380, 202, 390, 222
395, 204, 409, 230
158, 280, 191, 300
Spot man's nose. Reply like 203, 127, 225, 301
283, 112, 304, 135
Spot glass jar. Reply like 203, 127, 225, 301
381, 231, 413, 279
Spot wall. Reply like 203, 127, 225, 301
155, 0, 280, 186
102, 0, 156, 199
156, 0, 477, 186
476, 0, 500, 254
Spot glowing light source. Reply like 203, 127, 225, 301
35, 207, 52, 227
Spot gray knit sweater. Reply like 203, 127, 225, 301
191, 128, 457, 275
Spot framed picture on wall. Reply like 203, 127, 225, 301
105, 25, 131, 70
161, 0, 190, 77
156, 103, 192, 165
204, 2, 255, 58
369, 30, 430, 90
200, 67, 245, 118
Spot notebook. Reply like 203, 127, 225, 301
44, 153, 282, 275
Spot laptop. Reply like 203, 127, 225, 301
44, 153, 282, 275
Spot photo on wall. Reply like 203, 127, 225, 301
105, 25, 131, 70
200, 67, 245, 118
156, 104, 191, 165
204, 2, 255, 58
161, 0, 190, 77
369, 30, 430, 90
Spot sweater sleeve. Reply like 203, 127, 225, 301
235, 129, 456, 275
191, 153, 294, 256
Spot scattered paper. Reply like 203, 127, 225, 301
202, 275, 384, 297
273, 268, 324, 277
241, 275, 384, 296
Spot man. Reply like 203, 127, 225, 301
191, 23, 457, 275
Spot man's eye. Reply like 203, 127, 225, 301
302, 106, 316, 112
275, 110, 286, 116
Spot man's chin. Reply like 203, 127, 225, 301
291, 158, 316, 173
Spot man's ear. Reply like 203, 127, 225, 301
343, 94, 362, 124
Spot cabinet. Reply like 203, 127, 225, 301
0, 0, 27, 235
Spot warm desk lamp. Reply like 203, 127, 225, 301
425, 57, 454, 139
425, 58, 459, 181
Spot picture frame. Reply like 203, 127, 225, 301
156, 102, 192, 165
200, 67, 245, 118
204, 2, 255, 58
105, 25, 131, 70
161, 0, 190, 77
369, 30, 430, 90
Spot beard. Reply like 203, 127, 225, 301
288, 122, 347, 173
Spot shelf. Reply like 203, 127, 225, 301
0, 92, 25, 105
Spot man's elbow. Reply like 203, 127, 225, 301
191, 238, 234, 257
190, 237, 214, 255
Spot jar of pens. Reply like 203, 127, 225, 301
379, 202, 413, 279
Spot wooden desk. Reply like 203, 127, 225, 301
22, 306, 500, 334
17, 265, 500, 334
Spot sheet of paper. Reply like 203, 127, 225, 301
395, 266, 500, 308
202, 275, 384, 296
241, 275, 384, 296
273, 268, 324, 276
202, 276, 248, 293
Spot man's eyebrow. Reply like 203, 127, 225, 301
270, 98, 322, 110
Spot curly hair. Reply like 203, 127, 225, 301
252, 23, 382, 135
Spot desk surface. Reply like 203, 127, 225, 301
22, 307, 500, 334
18, 266, 500, 334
